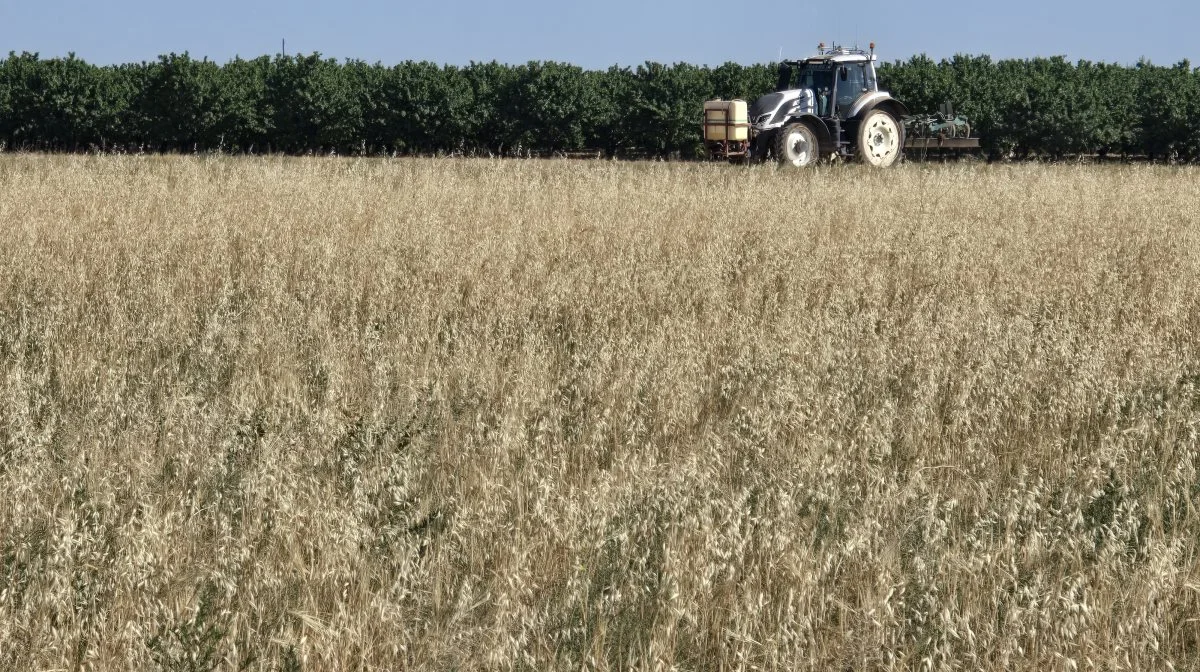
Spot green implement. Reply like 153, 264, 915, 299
903, 102, 980, 150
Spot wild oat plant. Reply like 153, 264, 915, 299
0, 155, 1198, 670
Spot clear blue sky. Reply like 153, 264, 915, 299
2, 0, 1197, 68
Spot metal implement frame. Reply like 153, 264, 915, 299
904, 137, 981, 149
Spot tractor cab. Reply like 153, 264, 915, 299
772, 46, 879, 120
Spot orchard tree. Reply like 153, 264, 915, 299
629, 62, 714, 157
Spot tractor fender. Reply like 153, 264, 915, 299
783, 114, 836, 155
848, 93, 911, 121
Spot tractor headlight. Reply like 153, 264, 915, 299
754, 113, 773, 126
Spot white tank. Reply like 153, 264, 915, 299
703, 99, 748, 142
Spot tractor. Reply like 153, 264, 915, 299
703, 43, 979, 167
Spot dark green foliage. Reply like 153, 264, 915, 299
1, 52, 138, 150
265, 54, 364, 154
627, 62, 714, 158
585, 66, 635, 156
212, 57, 271, 151
1135, 59, 1200, 160
362, 61, 475, 154
133, 53, 222, 151
505, 61, 599, 152
2, 50, 1199, 159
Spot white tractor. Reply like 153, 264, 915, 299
704, 43, 978, 167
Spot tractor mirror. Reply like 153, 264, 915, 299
839, 67, 848, 80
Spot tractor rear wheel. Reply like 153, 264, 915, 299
773, 122, 819, 167
857, 109, 902, 167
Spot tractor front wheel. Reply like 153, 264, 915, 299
857, 109, 902, 167
773, 122, 819, 168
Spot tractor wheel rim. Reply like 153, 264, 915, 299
864, 116, 899, 166
786, 130, 811, 166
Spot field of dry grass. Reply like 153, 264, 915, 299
1, 154, 1198, 670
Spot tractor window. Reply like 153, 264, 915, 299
836, 64, 868, 113
776, 63, 835, 114
798, 67, 834, 94
775, 64, 799, 91
800, 67, 835, 116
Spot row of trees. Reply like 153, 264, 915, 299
2, 51, 1199, 159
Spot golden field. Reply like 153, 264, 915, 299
0, 155, 1198, 671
